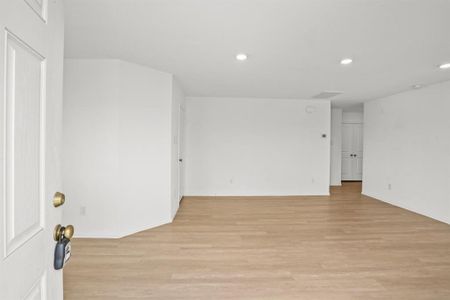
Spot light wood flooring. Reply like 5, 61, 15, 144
64, 182, 450, 299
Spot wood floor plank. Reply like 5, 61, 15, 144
64, 182, 450, 299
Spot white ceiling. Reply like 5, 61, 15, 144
64, 0, 450, 106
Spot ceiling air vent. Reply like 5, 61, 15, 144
312, 91, 343, 99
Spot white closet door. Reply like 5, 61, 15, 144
353, 124, 364, 180
341, 123, 363, 180
341, 124, 354, 180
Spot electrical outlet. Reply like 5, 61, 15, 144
388, 183, 392, 190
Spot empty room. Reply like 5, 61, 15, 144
1, 0, 450, 299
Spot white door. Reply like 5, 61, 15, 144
0, 0, 65, 299
353, 124, 364, 179
341, 123, 363, 180
341, 124, 353, 180
177, 104, 185, 201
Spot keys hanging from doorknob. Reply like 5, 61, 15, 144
53, 224, 74, 270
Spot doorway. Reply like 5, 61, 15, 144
341, 110, 364, 181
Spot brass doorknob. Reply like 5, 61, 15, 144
53, 192, 65, 207
53, 224, 75, 241
64, 225, 75, 239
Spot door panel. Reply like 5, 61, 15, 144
25, 274, 47, 300
355, 156, 363, 180
4, 30, 46, 256
24, 0, 48, 21
341, 155, 353, 180
354, 124, 363, 180
0, 0, 64, 299
341, 124, 353, 152
354, 124, 364, 153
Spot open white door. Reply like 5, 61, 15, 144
177, 104, 185, 201
0, 0, 65, 299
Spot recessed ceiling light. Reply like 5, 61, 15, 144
236, 53, 248, 61
439, 62, 450, 69
340, 58, 353, 65
412, 84, 422, 89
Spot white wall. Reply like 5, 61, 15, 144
363, 80, 450, 224
184, 97, 331, 196
63, 59, 120, 237
330, 108, 342, 185
342, 111, 364, 124
116, 61, 173, 233
63, 59, 177, 237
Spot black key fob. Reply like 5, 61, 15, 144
54, 238, 71, 270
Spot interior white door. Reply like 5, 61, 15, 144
0, 1, 65, 299
353, 124, 364, 180
341, 124, 353, 180
177, 104, 185, 201
341, 123, 363, 180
